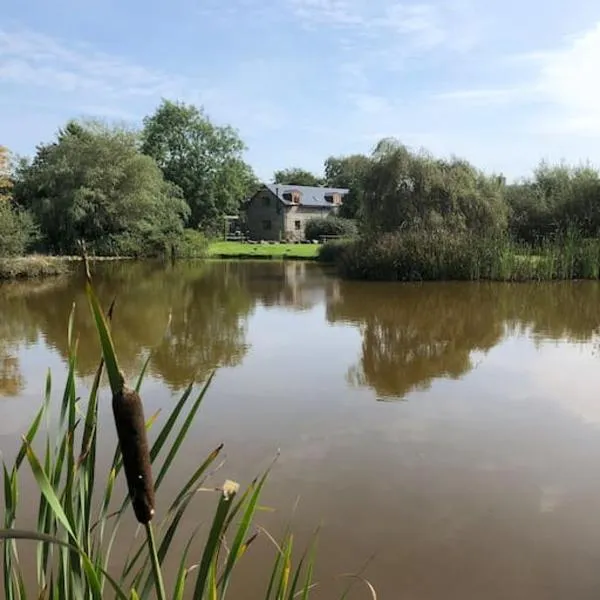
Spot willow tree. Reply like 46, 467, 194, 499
361, 138, 508, 235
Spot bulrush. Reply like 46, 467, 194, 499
112, 377, 155, 524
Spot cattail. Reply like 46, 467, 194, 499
112, 384, 155, 524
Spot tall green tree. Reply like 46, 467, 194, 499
0, 144, 36, 256
361, 138, 508, 235
141, 100, 257, 232
324, 154, 370, 218
273, 167, 324, 187
13, 120, 189, 255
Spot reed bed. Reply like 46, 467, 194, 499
332, 229, 600, 282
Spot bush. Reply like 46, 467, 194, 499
317, 239, 352, 263
174, 229, 209, 258
0, 202, 37, 256
305, 216, 357, 240
336, 228, 600, 282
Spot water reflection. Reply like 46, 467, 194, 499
0, 261, 338, 395
327, 281, 600, 399
2, 264, 600, 400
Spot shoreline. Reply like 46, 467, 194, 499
0, 255, 134, 281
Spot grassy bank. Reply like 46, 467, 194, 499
208, 241, 320, 259
0, 256, 71, 280
0, 255, 137, 281
327, 231, 600, 281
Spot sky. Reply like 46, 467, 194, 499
2, 0, 600, 181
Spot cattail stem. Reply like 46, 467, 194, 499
145, 522, 166, 600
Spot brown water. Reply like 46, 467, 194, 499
3, 260, 600, 598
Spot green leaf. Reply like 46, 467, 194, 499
0, 529, 129, 600
154, 372, 215, 492
219, 469, 270, 596
24, 440, 75, 540
192, 480, 239, 599
172, 528, 199, 600
85, 281, 122, 395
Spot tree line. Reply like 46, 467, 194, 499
2, 99, 600, 259
0, 100, 258, 257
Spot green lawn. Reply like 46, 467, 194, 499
208, 241, 319, 259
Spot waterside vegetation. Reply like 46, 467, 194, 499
1, 262, 375, 599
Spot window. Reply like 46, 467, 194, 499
283, 192, 292, 202
262, 196, 271, 207
294, 220, 302, 231
262, 219, 272, 231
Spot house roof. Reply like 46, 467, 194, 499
265, 184, 349, 208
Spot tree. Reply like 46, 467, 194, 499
13, 120, 189, 255
324, 154, 371, 218
141, 100, 257, 232
361, 138, 508, 235
273, 167, 324, 187
0, 145, 13, 201
0, 145, 36, 256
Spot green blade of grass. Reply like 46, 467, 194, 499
172, 527, 199, 600
144, 522, 167, 600
85, 281, 122, 395
135, 354, 152, 394
219, 469, 270, 596
192, 481, 239, 599
0, 529, 129, 600
154, 372, 215, 492
127, 444, 224, 587
149, 381, 195, 463
24, 440, 75, 540
299, 529, 319, 600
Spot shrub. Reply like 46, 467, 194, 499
336, 228, 600, 282
174, 229, 209, 258
305, 216, 357, 240
0, 202, 37, 256
317, 239, 352, 263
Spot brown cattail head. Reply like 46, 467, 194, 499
112, 385, 155, 524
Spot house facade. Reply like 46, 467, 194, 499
243, 184, 349, 241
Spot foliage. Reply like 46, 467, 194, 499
0, 145, 13, 201
13, 120, 189, 256
0, 256, 68, 280
317, 239, 351, 263
304, 216, 357, 241
141, 100, 257, 233
174, 228, 209, 258
324, 154, 371, 219
0, 201, 37, 256
335, 228, 600, 282
273, 167, 324, 187
507, 162, 600, 243
0, 266, 373, 600
361, 139, 508, 236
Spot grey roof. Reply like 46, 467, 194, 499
265, 184, 349, 208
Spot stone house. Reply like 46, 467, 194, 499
243, 184, 349, 241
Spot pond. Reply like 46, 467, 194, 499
2, 260, 600, 599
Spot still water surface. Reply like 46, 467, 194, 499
2, 261, 600, 598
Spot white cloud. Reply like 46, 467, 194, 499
0, 29, 190, 99
437, 21, 600, 136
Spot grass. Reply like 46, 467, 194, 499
0, 257, 374, 599
0, 256, 70, 280
208, 241, 319, 260
332, 229, 600, 282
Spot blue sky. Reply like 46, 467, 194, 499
2, 0, 600, 181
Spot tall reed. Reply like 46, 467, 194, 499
1, 262, 375, 598
334, 228, 600, 282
